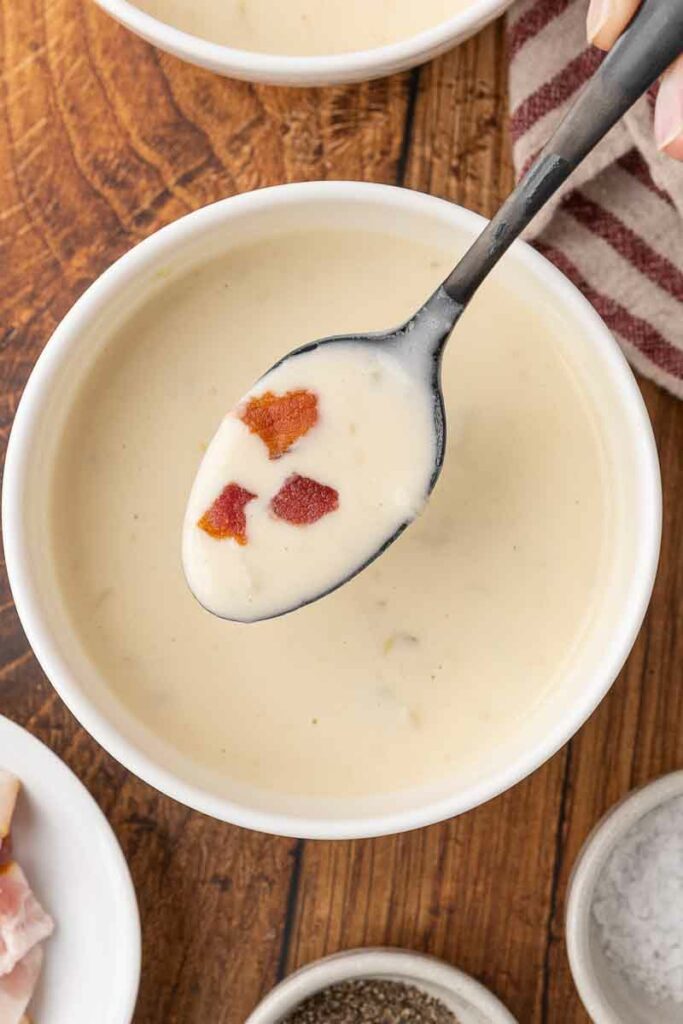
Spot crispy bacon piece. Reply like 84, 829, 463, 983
0, 863, 54, 979
270, 474, 339, 526
197, 483, 257, 545
0, 945, 43, 1024
239, 390, 318, 460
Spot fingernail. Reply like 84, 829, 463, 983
587, 0, 610, 45
655, 60, 683, 152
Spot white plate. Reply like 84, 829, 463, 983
0, 714, 141, 1023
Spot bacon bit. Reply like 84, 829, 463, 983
198, 483, 257, 545
270, 475, 339, 526
239, 390, 318, 460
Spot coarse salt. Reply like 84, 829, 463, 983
592, 794, 683, 1005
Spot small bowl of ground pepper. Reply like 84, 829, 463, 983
246, 948, 518, 1024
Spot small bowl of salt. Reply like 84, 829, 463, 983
566, 770, 683, 1024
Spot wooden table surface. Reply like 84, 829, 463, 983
1, 4, 681, 1023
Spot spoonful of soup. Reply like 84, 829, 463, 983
184, 0, 682, 623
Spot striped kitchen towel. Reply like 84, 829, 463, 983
507, 0, 683, 397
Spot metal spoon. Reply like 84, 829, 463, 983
186, 0, 683, 622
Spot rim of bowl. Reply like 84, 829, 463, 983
91, 0, 514, 85
244, 948, 518, 1023
2, 181, 662, 840
566, 770, 683, 1024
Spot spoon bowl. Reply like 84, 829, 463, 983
182, 288, 457, 622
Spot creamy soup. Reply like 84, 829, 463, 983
184, 340, 437, 622
132, 0, 472, 56
50, 229, 609, 800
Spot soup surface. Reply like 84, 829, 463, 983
51, 229, 609, 800
132, 0, 473, 56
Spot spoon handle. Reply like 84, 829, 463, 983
442, 0, 683, 307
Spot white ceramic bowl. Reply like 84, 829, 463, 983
0, 714, 141, 1024
566, 771, 683, 1024
91, 0, 513, 86
245, 948, 518, 1024
2, 182, 661, 839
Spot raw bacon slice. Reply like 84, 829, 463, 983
270, 474, 339, 525
0, 864, 53, 978
239, 389, 318, 460
0, 776, 19, 845
0, 945, 43, 1024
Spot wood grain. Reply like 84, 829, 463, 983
0, 5, 681, 1024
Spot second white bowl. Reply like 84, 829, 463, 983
91, 0, 513, 86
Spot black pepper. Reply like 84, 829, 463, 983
281, 979, 460, 1024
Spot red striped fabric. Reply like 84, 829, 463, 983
507, 0, 683, 397
507, 0, 573, 56
617, 150, 674, 206
510, 48, 603, 141
538, 243, 683, 378
562, 192, 683, 302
